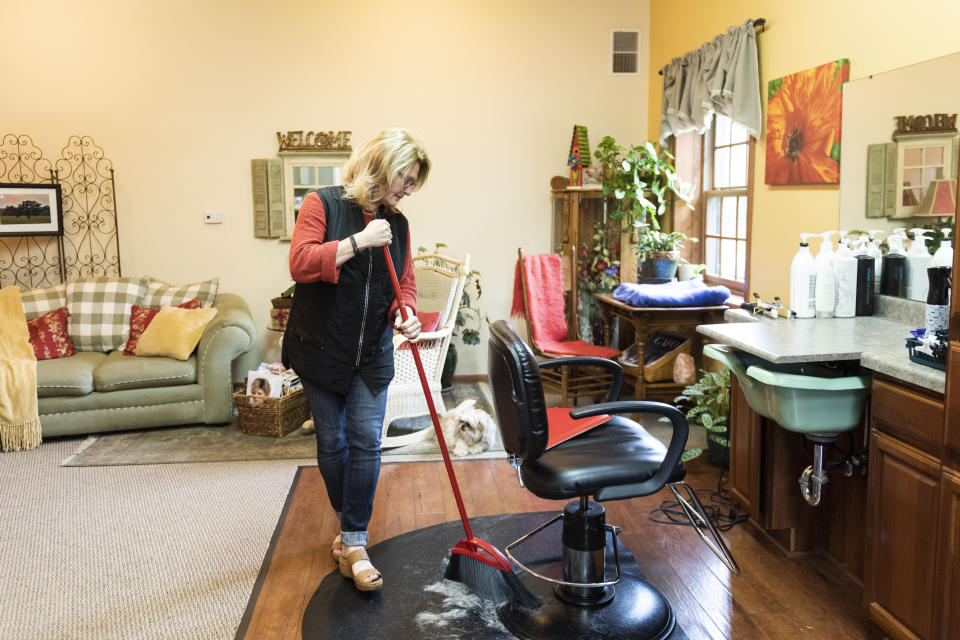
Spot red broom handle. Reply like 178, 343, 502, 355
381, 246, 474, 541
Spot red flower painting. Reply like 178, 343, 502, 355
765, 59, 850, 185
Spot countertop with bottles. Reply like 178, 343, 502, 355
696, 295, 945, 394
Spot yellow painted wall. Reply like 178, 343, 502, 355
649, 0, 960, 303
3, 0, 650, 374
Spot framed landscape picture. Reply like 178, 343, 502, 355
0, 183, 64, 236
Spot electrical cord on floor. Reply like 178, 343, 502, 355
649, 467, 748, 532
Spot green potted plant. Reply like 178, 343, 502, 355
637, 229, 696, 280
674, 368, 731, 466
593, 136, 692, 280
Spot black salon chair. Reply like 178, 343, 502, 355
488, 320, 738, 640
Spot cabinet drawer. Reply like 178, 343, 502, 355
871, 378, 944, 454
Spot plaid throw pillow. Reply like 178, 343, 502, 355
65, 277, 147, 352
20, 284, 67, 320
142, 277, 219, 308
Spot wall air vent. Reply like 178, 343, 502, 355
611, 29, 640, 75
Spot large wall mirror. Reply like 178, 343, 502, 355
839, 51, 960, 301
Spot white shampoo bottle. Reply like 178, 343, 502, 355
790, 233, 817, 318
906, 228, 933, 300
933, 228, 953, 268
815, 231, 836, 318
833, 236, 857, 318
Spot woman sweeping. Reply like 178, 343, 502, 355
283, 128, 430, 591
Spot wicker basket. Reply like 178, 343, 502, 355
642, 330, 692, 383
233, 388, 311, 437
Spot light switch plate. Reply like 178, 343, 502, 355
204, 210, 222, 224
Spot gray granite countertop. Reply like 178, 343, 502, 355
697, 311, 945, 394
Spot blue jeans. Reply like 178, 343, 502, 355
302, 375, 387, 547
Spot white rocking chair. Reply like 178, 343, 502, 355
380, 252, 470, 448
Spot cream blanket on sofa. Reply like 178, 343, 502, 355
0, 286, 41, 451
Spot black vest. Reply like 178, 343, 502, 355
283, 186, 409, 395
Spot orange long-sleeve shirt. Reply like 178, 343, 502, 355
288, 191, 417, 320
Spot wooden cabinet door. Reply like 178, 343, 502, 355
728, 376, 761, 519
865, 431, 941, 640
937, 468, 960, 640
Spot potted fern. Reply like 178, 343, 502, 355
674, 369, 731, 467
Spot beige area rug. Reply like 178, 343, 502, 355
0, 438, 303, 640
61, 382, 505, 467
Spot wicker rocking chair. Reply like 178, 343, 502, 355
380, 252, 470, 448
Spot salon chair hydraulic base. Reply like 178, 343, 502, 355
497, 497, 676, 640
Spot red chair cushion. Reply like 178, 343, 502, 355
418, 310, 442, 332
538, 339, 620, 359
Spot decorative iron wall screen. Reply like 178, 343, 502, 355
0, 134, 121, 289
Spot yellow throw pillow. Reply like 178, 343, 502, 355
134, 306, 218, 360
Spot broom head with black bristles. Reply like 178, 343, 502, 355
444, 538, 542, 609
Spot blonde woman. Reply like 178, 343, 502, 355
283, 128, 430, 591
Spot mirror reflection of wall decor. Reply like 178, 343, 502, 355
864, 114, 958, 219
839, 51, 960, 301
765, 59, 850, 185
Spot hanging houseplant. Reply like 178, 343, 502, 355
593, 137, 692, 279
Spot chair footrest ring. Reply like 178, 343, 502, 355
504, 513, 622, 589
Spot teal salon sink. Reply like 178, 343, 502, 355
703, 344, 871, 439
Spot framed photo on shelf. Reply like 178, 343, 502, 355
0, 183, 64, 236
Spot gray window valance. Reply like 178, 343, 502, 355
659, 19, 762, 143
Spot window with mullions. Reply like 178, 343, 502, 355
703, 113, 752, 294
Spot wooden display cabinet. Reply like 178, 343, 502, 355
550, 185, 621, 339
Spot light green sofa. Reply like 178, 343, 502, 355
36, 293, 259, 437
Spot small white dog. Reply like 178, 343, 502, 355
435, 399, 497, 457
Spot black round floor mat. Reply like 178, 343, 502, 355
301, 512, 688, 639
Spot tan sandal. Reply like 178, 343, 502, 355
339, 547, 383, 592
330, 534, 342, 562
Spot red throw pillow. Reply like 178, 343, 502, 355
26, 307, 77, 361
124, 297, 202, 355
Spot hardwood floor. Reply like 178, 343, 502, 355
238, 457, 886, 639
